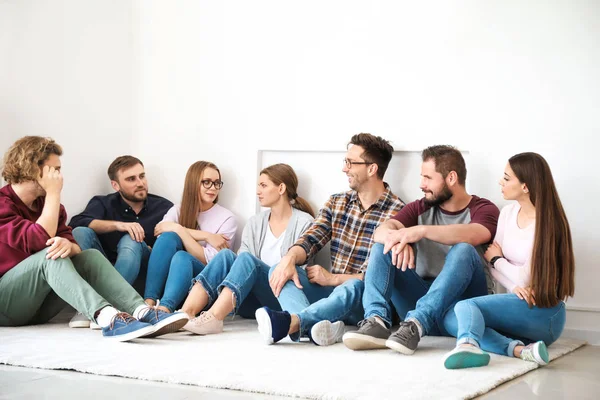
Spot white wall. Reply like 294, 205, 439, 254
2, 1, 599, 337
0, 0, 134, 212
133, 1, 600, 336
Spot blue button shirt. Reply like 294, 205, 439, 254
69, 192, 173, 263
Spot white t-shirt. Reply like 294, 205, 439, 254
260, 227, 286, 267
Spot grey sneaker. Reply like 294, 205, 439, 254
310, 320, 345, 346
386, 320, 420, 355
342, 317, 391, 350
520, 341, 549, 365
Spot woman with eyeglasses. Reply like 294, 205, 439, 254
179, 163, 315, 335
144, 161, 237, 314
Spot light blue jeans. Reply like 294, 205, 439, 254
270, 266, 365, 341
442, 294, 566, 356
194, 250, 280, 318
363, 242, 488, 335
144, 232, 205, 312
72, 226, 150, 286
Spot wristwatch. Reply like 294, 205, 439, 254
489, 256, 503, 268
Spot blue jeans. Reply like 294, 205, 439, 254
363, 242, 488, 335
144, 232, 205, 312
270, 266, 365, 341
441, 294, 566, 356
72, 226, 150, 286
194, 250, 280, 317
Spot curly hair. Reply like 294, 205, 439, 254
1, 136, 63, 184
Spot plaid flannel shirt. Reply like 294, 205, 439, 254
294, 184, 404, 275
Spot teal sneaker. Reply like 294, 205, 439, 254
443, 345, 490, 369
520, 341, 549, 365
102, 313, 155, 342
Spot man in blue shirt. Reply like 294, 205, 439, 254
70, 156, 172, 294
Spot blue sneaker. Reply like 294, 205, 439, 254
102, 313, 155, 342
138, 308, 189, 338
255, 307, 291, 345
443, 345, 490, 369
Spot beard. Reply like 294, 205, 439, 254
120, 188, 147, 203
423, 183, 453, 207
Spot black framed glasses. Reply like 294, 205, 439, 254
201, 179, 224, 190
343, 158, 373, 169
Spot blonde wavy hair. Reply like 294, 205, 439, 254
1, 136, 63, 184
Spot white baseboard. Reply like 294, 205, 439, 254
564, 307, 600, 346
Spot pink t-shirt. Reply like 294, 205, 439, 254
490, 203, 535, 292
162, 203, 237, 263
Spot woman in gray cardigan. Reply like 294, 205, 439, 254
180, 163, 315, 334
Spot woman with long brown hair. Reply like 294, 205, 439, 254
180, 163, 315, 335
144, 161, 237, 313
442, 152, 575, 369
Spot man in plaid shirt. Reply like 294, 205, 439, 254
255, 133, 405, 346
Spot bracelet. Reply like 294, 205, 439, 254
489, 256, 503, 268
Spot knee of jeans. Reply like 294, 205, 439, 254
449, 242, 477, 255
118, 234, 144, 251
218, 248, 237, 263
342, 279, 364, 301
454, 298, 474, 314
156, 231, 181, 246
370, 242, 385, 256
171, 250, 192, 266
344, 278, 364, 293
72, 226, 94, 241
368, 242, 392, 266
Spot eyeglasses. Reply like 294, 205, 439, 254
201, 179, 224, 190
343, 158, 373, 169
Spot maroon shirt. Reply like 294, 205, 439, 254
0, 185, 75, 277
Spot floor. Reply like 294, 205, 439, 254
1, 345, 598, 399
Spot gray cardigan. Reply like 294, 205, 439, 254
238, 208, 314, 267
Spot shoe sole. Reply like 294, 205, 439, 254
343, 332, 387, 350
385, 339, 416, 355
104, 324, 157, 342
141, 314, 190, 338
90, 323, 101, 330
311, 321, 345, 346
534, 342, 549, 365
69, 321, 91, 329
182, 320, 224, 335
255, 308, 274, 345
444, 350, 490, 369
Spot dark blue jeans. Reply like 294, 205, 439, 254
363, 242, 488, 335
144, 232, 205, 312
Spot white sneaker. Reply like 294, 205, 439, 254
182, 311, 223, 335
90, 321, 101, 330
310, 320, 345, 346
69, 312, 90, 328
520, 341, 549, 365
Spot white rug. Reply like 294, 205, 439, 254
0, 318, 585, 400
